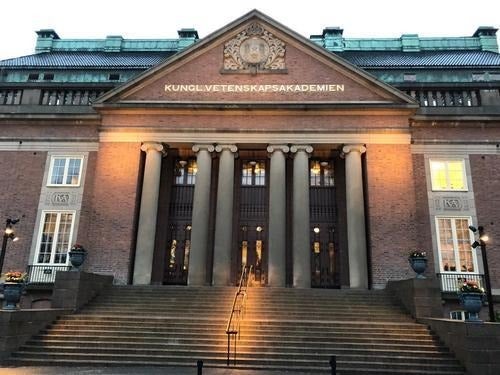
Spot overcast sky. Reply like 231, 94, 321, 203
1, 0, 499, 60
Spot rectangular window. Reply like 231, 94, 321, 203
48, 156, 83, 186
35, 211, 75, 264
310, 160, 334, 187
429, 159, 467, 191
241, 161, 266, 186
174, 159, 197, 185
436, 217, 476, 273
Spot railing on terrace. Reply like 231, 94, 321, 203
40, 89, 107, 105
406, 89, 481, 107
437, 272, 485, 293
26, 264, 71, 284
226, 265, 252, 366
0, 89, 23, 105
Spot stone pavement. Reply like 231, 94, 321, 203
0, 366, 319, 375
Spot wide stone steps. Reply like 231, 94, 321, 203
22, 339, 452, 356
9, 285, 465, 374
11, 351, 464, 373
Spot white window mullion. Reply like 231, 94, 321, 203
49, 213, 62, 264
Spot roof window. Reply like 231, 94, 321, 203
28, 73, 40, 81
43, 73, 54, 81
108, 73, 120, 81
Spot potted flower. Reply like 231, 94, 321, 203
2, 270, 27, 310
408, 250, 427, 279
68, 243, 86, 271
458, 280, 485, 322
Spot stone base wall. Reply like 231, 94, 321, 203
421, 318, 500, 375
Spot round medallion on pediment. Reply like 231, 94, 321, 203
239, 37, 270, 65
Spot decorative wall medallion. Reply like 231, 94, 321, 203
47, 192, 76, 206
223, 22, 286, 73
442, 197, 462, 210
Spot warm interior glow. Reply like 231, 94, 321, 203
311, 161, 321, 175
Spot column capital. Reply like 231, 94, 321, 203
140, 142, 165, 154
267, 144, 289, 154
215, 144, 238, 153
342, 144, 366, 156
290, 145, 313, 154
192, 144, 215, 153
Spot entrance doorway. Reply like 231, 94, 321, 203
234, 157, 269, 285
309, 159, 339, 288
163, 158, 196, 285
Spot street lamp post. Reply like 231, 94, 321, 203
469, 225, 495, 322
0, 218, 19, 275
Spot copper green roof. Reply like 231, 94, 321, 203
1, 50, 499, 70
336, 50, 500, 68
0, 52, 173, 69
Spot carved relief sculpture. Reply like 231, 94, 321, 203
223, 22, 286, 73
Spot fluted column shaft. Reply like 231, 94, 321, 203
267, 145, 289, 287
133, 142, 165, 285
213, 144, 237, 285
343, 144, 368, 289
188, 144, 214, 285
291, 145, 313, 288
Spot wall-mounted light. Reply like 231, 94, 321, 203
1, 218, 20, 274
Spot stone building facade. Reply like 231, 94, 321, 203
0, 11, 499, 311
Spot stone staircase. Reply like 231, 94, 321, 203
9, 286, 465, 374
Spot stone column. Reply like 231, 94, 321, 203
291, 145, 313, 288
342, 144, 368, 289
188, 144, 215, 285
267, 145, 289, 287
133, 142, 165, 285
212, 144, 238, 285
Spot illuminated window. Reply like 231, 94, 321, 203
450, 311, 471, 321
310, 160, 334, 186
175, 159, 197, 185
436, 217, 476, 273
48, 156, 83, 186
430, 159, 467, 191
242, 160, 266, 186
35, 211, 75, 264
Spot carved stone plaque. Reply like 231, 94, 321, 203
223, 22, 286, 73
47, 192, 75, 206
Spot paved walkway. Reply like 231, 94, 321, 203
0, 366, 320, 375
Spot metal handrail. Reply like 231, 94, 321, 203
226, 265, 252, 366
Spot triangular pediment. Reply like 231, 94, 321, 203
96, 10, 416, 108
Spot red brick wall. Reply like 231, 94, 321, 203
84, 143, 142, 284
0, 151, 46, 271
126, 39, 392, 102
365, 144, 418, 288
412, 154, 435, 274
470, 154, 500, 288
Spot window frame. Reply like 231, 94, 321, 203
34, 210, 76, 265
429, 159, 468, 192
47, 155, 84, 187
435, 216, 478, 274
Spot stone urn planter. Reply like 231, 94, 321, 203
68, 244, 87, 271
2, 271, 27, 310
459, 281, 485, 322
408, 251, 427, 279
3, 282, 24, 310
